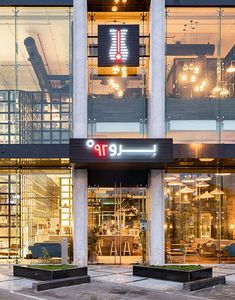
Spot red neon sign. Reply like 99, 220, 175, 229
115, 29, 122, 62
94, 144, 108, 157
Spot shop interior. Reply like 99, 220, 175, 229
165, 171, 235, 264
88, 186, 148, 264
0, 168, 72, 262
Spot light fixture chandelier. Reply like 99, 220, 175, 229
168, 181, 184, 186
200, 191, 214, 199
211, 188, 224, 195
196, 181, 210, 188
179, 186, 194, 193
165, 175, 177, 181
226, 62, 235, 73
196, 175, 212, 181
182, 177, 195, 183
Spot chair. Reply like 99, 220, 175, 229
223, 243, 235, 262
123, 241, 131, 256
110, 241, 118, 256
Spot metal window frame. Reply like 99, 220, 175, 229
0, 0, 234, 7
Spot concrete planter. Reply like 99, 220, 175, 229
14, 265, 87, 281
133, 265, 213, 282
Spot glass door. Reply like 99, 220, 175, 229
88, 184, 147, 264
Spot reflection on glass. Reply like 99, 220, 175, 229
165, 172, 235, 264
166, 8, 235, 143
88, 12, 149, 138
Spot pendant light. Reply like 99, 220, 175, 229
196, 181, 210, 188
196, 175, 212, 181
211, 188, 224, 195
179, 186, 194, 193
200, 191, 214, 199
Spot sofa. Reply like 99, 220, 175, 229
28, 242, 61, 258
223, 243, 235, 260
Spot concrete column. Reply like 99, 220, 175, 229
73, 0, 87, 138
73, 169, 88, 266
149, 0, 165, 138
149, 170, 165, 265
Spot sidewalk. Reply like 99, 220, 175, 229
0, 264, 234, 299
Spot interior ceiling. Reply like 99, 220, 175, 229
88, 0, 151, 12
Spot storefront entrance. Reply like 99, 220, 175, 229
88, 185, 148, 264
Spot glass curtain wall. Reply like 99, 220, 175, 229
166, 7, 235, 144
0, 7, 73, 144
0, 168, 72, 263
87, 12, 149, 138
165, 171, 235, 264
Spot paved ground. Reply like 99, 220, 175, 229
0, 264, 235, 299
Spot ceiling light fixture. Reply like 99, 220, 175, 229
112, 6, 118, 12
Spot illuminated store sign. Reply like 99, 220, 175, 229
70, 139, 173, 166
86, 140, 157, 158
98, 25, 139, 67
109, 28, 128, 63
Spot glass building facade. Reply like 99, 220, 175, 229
0, 0, 234, 266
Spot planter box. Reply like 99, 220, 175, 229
13, 265, 87, 281
133, 265, 213, 282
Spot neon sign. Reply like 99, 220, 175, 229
109, 28, 128, 63
86, 140, 158, 158
98, 25, 139, 67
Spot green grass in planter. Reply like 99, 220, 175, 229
30, 265, 78, 270
150, 265, 203, 271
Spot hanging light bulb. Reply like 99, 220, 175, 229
220, 88, 230, 97
183, 64, 189, 71
181, 74, 187, 82
201, 80, 207, 87
112, 6, 118, 12
112, 65, 120, 74
194, 66, 200, 74
212, 86, 221, 94
191, 75, 197, 83
194, 86, 200, 92
189, 63, 194, 70
118, 90, 124, 97
226, 63, 235, 73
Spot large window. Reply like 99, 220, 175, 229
87, 12, 149, 138
0, 7, 72, 144
0, 167, 72, 261
166, 7, 235, 144
165, 171, 235, 264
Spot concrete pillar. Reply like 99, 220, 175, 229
149, 0, 165, 138
73, 0, 87, 138
149, 170, 165, 265
73, 169, 88, 266
73, 0, 88, 267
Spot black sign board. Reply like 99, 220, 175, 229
70, 139, 173, 169
98, 25, 139, 67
